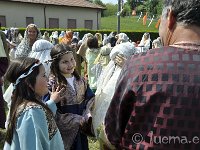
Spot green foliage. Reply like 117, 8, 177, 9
156, 0, 163, 16
145, 0, 157, 17
127, 0, 138, 10
142, 0, 163, 18
121, 3, 132, 17
103, 4, 118, 17
93, 0, 106, 7
124, 0, 163, 17
88, 137, 100, 150
136, 4, 146, 14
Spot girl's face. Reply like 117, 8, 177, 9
27, 27, 37, 41
34, 65, 48, 97
59, 52, 76, 78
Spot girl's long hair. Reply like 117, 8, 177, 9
5, 57, 52, 144
50, 44, 80, 87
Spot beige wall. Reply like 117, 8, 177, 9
45, 5, 100, 29
0, 2, 44, 28
0, 1, 101, 29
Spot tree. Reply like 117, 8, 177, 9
121, 2, 132, 17
127, 0, 143, 10
144, 0, 163, 18
103, 3, 118, 17
93, 0, 106, 7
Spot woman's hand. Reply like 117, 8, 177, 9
114, 54, 127, 67
50, 85, 66, 103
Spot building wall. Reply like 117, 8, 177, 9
0, 2, 44, 28
0, 1, 101, 29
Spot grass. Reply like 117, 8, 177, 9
100, 16, 159, 32
89, 137, 100, 150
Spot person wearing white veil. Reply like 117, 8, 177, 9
115, 32, 129, 45
136, 32, 151, 53
29, 39, 53, 76
92, 42, 137, 149
15, 24, 42, 58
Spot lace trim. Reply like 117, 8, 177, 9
16, 102, 58, 140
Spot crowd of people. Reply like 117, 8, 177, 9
0, 0, 200, 149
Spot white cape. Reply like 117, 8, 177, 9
92, 42, 136, 136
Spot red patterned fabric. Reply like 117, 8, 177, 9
105, 46, 200, 150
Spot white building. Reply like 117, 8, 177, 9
0, 0, 104, 30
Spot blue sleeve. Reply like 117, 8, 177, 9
46, 99, 57, 115
16, 108, 51, 150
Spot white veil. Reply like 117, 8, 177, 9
29, 39, 53, 76
92, 42, 136, 136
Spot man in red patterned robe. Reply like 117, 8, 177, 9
105, 0, 200, 149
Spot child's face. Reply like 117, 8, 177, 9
59, 53, 76, 78
34, 65, 48, 97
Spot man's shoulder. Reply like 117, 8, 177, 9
131, 46, 177, 58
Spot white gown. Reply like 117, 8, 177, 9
92, 42, 136, 137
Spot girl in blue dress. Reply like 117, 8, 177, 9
4, 57, 65, 150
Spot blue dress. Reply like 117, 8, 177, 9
5, 99, 64, 150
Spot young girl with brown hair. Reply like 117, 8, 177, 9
4, 57, 65, 150
49, 44, 94, 150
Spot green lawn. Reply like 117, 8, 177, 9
100, 16, 159, 32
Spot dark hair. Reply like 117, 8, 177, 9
71, 37, 79, 45
50, 44, 80, 87
110, 37, 117, 47
5, 57, 52, 144
163, 0, 200, 26
87, 36, 99, 49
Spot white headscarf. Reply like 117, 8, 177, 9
138, 32, 151, 47
15, 24, 42, 58
116, 33, 129, 43
29, 39, 53, 76
110, 42, 136, 60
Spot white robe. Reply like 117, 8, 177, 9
92, 42, 136, 136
